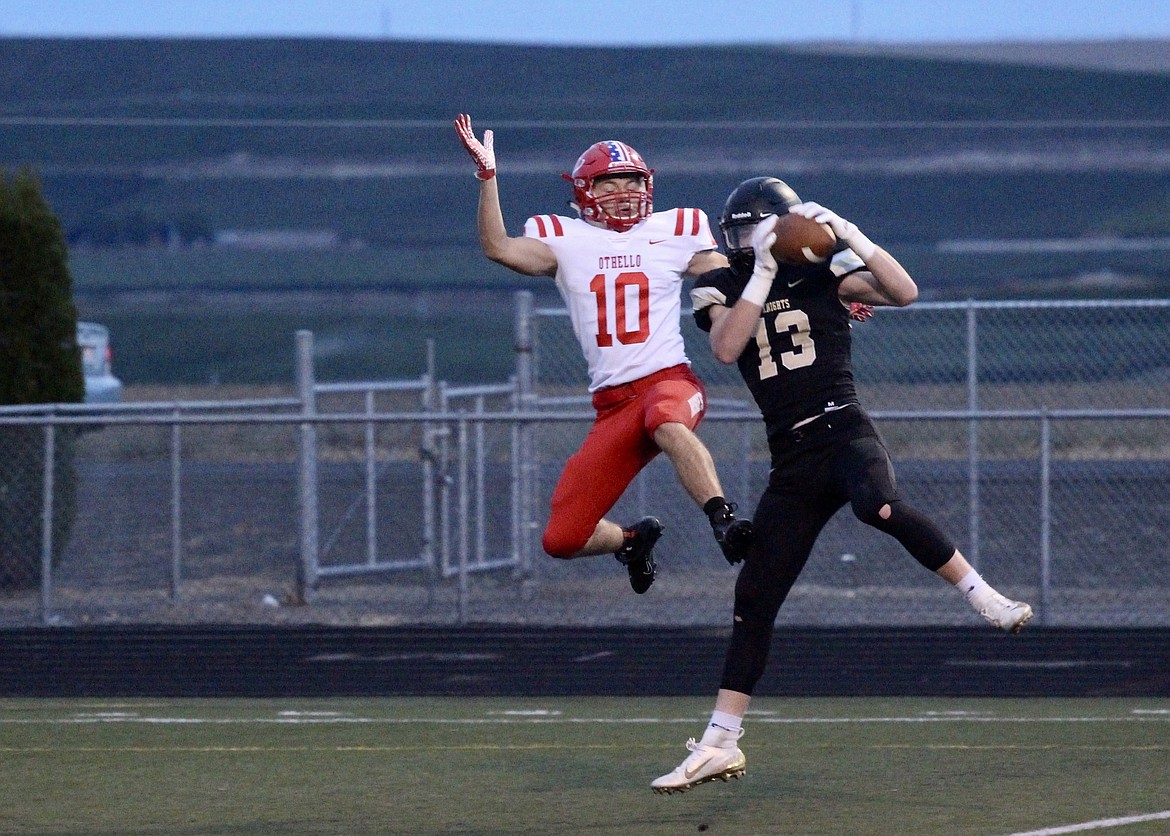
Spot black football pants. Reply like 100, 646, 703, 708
720, 407, 956, 695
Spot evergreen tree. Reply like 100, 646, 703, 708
0, 169, 84, 404
0, 169, 82, 590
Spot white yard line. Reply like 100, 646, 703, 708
1004, 810, 1170, 835
1, 711, 1169, 726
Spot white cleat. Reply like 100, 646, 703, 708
651, 738, 746, 795
979, 592, 1034, 633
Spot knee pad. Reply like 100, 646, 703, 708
860, 499, 956, 571
732, 588, 778, 631
722, 600, 775, 696
850, 483, 895, 527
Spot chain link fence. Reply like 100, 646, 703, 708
524, 297, 1170, 628
0, 297, 1167, 628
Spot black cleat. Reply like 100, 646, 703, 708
709, 503, 753, 565
614, 516, 663, 594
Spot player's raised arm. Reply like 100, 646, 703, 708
707, 215, 779, 364
788, 201, 918, 308
454, 114, 557, 277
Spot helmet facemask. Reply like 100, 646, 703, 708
584, 174, 652, 231
722, 219, 766, 276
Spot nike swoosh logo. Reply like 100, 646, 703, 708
684, 753, 713, 780
787, 277, 806, 288
649, 239, 667, 245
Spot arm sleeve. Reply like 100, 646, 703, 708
830, 248, 866, 277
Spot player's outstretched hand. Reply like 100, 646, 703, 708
790, 201, 876, 260
790, 201, 855, 242
454, 113, 496, 181
739, 213, 780, 307
750, 213, 779, 278
849, 302, 875, 322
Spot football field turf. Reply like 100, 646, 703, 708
2, 697, 1168, 835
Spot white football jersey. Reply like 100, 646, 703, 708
524, 208, 719, 391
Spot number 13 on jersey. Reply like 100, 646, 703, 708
755, 309, 817, 378
591, 271, 650, 347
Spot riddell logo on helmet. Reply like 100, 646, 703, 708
730, 211, 754, 220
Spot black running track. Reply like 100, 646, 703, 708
1, 626, 1167, 698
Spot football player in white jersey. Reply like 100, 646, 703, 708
455, 113, 752, 593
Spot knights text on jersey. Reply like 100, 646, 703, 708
525, 208, 719, 391
689, 250, 865, 438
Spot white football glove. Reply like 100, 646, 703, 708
790, 201, 876, 261
454, 113, 496, 181
740, 214, 779, 307
751, 213, 779, 276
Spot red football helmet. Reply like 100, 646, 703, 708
563, 140, 654, 232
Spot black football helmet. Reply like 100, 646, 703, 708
719, 177, 801, 276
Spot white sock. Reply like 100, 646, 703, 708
957, 569, 995, 610
699, 710, 743, 748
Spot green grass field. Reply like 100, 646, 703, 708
3, 697, 1169, 835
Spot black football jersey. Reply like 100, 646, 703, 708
691, 251, 866, 449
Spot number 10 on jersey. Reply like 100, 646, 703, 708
591, 272, 650, 347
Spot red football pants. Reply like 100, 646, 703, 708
541, 364, 708, 558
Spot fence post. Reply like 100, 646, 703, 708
966, 300, 981, 571
438, 380, 451, 576
514, 290, 536, 576
1038, 410, 1052, 625
296, 330, 319, 603
457, 416, 470, 625
474, 395, 487, 566
509, 375, 522, 573
170, 408, 183, 600
39, 423, 55, 624
421, 340, 437, 570
364, 388, 377, 567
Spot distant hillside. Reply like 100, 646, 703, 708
3, 38, 1168, 385
801, 38, 1170, 74
1, 37, 1169, 296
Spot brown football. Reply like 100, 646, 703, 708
770, 213, 837, 265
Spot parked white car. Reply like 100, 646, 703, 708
78, 321, 123, 404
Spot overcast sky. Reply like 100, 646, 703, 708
4, 0, 1170, 44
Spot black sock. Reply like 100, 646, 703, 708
703, 496, 728, 520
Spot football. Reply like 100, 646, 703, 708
770, 213, 837, 265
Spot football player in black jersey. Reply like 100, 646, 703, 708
650, 177, 1033, 795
